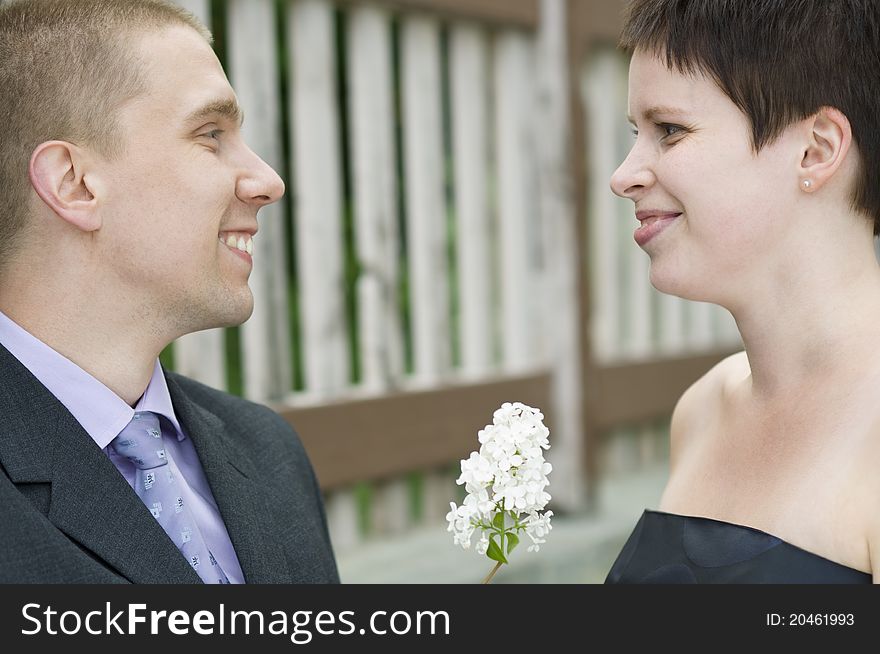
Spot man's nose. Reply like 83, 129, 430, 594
237, 148, 286, 208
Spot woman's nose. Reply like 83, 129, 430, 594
609, 148, 654, 199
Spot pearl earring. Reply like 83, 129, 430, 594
802, 179, 812, 190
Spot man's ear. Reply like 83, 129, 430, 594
28, 141, 101, 232
798, 106, 852, 193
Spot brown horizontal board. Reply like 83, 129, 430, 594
274, 351, 738, 490
334, 0, 538, 29
593, 349, 738, 430
273, 372, 553, 490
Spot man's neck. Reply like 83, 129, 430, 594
0, 298, 162, 407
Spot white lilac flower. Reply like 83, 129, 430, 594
524, 511, 554, 552
449, 402, 552, 574
458, 451, 494, 492
464, 487, 494, 516
446, 501, 476, 549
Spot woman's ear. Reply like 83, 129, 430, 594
798, 106, 852, 193
28, 140, 102, 232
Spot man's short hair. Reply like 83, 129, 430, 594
620, 0, 880, 233
0, 0, 212, 267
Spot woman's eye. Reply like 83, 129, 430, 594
628, 124, 684, 141
659, 123, 683, 138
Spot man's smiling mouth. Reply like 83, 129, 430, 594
218, 231, 253, 256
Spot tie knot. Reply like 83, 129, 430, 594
110, 411, 169, 470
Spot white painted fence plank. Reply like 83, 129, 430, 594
536, 0, 584, 510
401, 16, 451, 383
582, 50, 626, 362
326, 490, 359, 552
658, 294, 687, 354
687, 300, 714, 350
347, 7, 409, 539
495, 31, 538, 372
372, 479, 409, 535
713, 304, 742, 349
347, 5, 404, 392
450, 24, 493, 378
174, 330, 227, 390
227, 0, 292, 402
288, 0, 349, 397
422, 470, 455, 523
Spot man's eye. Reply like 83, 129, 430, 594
201, 129, 223, 140
630, 127, 639, 139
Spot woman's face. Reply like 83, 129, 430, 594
610, 50, 803, 304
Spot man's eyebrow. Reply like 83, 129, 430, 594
183, 98, 245, 127
627, 105, 689, 125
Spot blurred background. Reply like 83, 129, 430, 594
150, 0, 744, 581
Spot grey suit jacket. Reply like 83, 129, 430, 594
0, 344, 340, 583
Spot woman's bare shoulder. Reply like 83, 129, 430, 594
669, 350, 748, 470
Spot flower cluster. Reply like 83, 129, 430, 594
446, 402, 553, 568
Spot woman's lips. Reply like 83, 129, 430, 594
634, 212, 682, 247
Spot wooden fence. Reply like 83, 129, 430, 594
159, 0, 742, 551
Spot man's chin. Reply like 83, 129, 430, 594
221, 296, 255, 328
189, 293, 255, 332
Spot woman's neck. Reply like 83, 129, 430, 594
731, 248, 880, 403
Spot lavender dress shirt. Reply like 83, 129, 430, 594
0, 311, 245, 583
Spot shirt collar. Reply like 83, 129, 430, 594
137, 360, 185, 439
0, 310, 185, 449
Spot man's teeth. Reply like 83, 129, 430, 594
221, 233, 253, 255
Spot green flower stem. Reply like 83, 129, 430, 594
482, 560, 503, 584
473, 500, 534, 572
498, 502, 505, 554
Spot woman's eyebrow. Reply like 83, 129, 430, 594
183, 98, 245, 127
627, 105, 689, 125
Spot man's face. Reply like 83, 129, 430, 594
610, 50, 799, 304
95, 25, 284, 337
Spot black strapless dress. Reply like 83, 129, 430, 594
605, 509, 872, 583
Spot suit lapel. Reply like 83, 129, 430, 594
165, 374, 293, 583
0, 345, 201, 583
47, 423, 203, 584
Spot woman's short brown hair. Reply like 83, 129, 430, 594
620, 0, 880, 233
